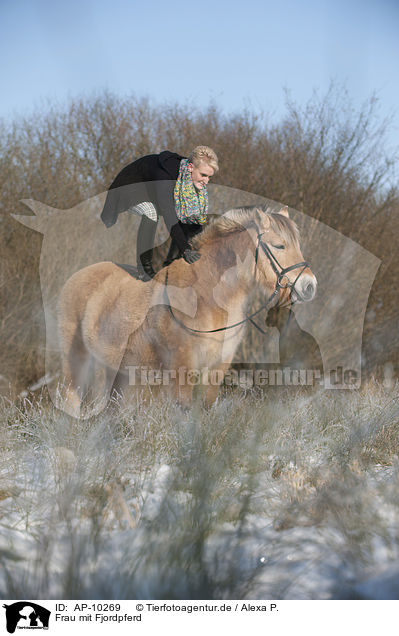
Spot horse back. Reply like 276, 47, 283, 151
59, 262, 154, 367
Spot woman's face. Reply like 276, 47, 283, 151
188, 161, 214, 189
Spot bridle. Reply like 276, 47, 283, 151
165, 231, 310, 335
254, 232, 309, 303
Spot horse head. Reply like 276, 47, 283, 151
251, 205, 317, 306
192, 204, 316, 310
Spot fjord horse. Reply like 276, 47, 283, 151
58, 205, 317, 417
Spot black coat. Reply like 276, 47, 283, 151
100, 151, 191, 252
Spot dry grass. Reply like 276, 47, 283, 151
1, 381, 399, 599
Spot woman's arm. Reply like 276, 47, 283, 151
153, 180, 191, 253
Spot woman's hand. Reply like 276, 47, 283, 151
183, 248, 201, 264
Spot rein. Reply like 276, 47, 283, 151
164, 232, 309, 335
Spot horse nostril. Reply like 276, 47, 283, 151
300, 280, 316, 300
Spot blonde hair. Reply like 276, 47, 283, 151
188, 146, 219, 172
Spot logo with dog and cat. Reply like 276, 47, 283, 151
2, 602, 51, 633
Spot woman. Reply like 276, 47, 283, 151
100, 146, 219, 280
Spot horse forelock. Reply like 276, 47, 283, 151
192, 205, 300, 249
268, 212, 300, 249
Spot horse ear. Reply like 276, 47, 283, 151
279, 205, 290, 218
256, 209, 270, 230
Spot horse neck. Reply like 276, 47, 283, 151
200, 229, 257, 309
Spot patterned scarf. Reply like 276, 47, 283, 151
174, 158, 208, 225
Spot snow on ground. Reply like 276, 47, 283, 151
1, 385, 399, 599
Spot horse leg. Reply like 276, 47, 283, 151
78, 361, 113, 417
174, 381, 194, 408
59, 324, 92, 418
202, 362, 231, 407
109, 367, 130, 402
162, 363, 194, 407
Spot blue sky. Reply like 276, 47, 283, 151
1, 0, 398, 153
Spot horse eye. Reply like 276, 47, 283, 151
272, 244, 285, 250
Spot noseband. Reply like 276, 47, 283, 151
165, 232, 310, 335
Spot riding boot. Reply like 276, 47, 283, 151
163, 239, 181, 267
137, 249, 156, 281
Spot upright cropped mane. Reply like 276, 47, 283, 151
192, 204, 300, 249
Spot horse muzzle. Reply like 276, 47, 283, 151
292, 272, 317, 303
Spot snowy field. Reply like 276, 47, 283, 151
1, 383, 399, 600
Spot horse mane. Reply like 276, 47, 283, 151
192, 204, 300, 249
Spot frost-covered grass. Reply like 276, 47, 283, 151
1, 382, 399, 599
